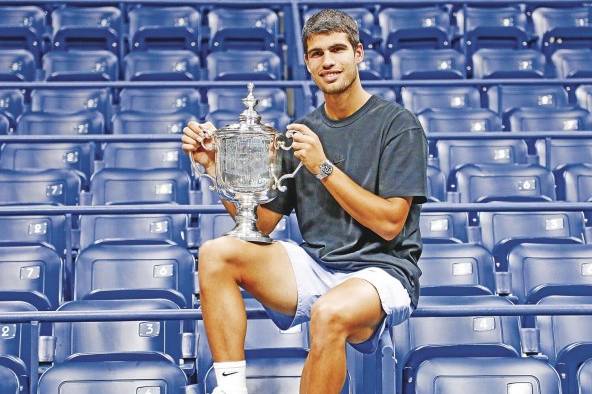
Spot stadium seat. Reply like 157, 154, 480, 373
418, 108, 502, 132
74, 243, 195, 307
378, 7, 452, 54
393, 295, 522, 394
358, 49, 385, 79
0, 49, 35, 81
102, 142, 191, 173
552, 49, 592, 78
208, 8, 279, 52
0, 215, 69, 257
472, 48, 546, 79
303, 7, 378, 49
478, 211, 586, 268
16, 110, 105, 135
79, 214, 189, 250
0, 112, 8, 134
576, 85, 592, 113
556, 163, 592, 202
89, 168, 190, 205
51, 6, 121, 52
507, 243, 592, 304
419, 212, 469, 243
486, 84, 569, 119
207, 87, 287, 114
120, 88, 201, 115
427, 165, 446, 202
579, 359, 592, 394
112, 111, 197, 134
535, 138, 592, 172
206, 50, 282, 80
401, 86, 481, 114
532, 7, 592, 56
128, 6, 200, 51
390, 49, 465, 79
536, 295, 592, 394
0, 89, 24, 127
455, 163, 555, 203
0, 5, 46, 60
414, 357, 562, 394
42, 49, 118, 81
31, 88, 113, 124
0, 169, 81, 206
418, 243, 496, 296
508, 107, 592, 132
0, 142, 96, 186
436, 138, 529, 185
455, 5, 530, 55
124, 50, 200, 81
0, 244, 62, 310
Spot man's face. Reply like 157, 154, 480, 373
304, 32, 363, 95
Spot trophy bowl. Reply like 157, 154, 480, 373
189, 82, 301, 243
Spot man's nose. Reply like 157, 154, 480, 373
322, 53, 336, 68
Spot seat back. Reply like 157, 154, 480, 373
16, 110, 105, 135
419, 108, 502, 132
508, 107, 592, 132
31, 88, 112, 122
0, 169, 81, 205
206, 50, 281, 80
112, 111, 197, 134
0, 89, 24, 126
552, 48, 592, 78
532, 7, 592, 55
51, 6, 121, 52
124, 50, 200, 81
486, 84, 569, 117
535, 138, 592, 171
401, 86, 481, 114
42, 50, 118, 81
102, 142, 190, 173
0, 49, 35, 81
557, 163, 592, 202
419, 211, 469, 243
119, 88, 201, 115
0, 215, 68, 257
390, 49, 465, 80
208, 8, 279, 51
426, 165, 446, 202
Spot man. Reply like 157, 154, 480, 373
181, 9, 427, 394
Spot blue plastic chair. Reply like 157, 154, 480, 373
129, 6, 200, 51
486, 84, 569, 119
112, 111, 197, 134
579, 359, 592, 394
42, 49, 118, 81
0, 112, 9, 134
17, 110, 105, 135
418, 108, 502, 132
556, 163, 592, 202
120, 88, 201, 115
401, 86, 481, 114
390, 49, 465, 79
532, 7, 592, 56
552, 49, 592, 78
359, 49, 386, 79
0, 6, 46, 61
0, 215, 69, 258
419, 211, 469, 244
0, 168, 81, 206
0, 49, 35, 81
508, 107, 592, 132
102, 142, 191, 174
124, 50, 200, 81
31, 88, 113, 124
206, 50, 282, 80
208, 8, 279, 52
0, 89, 25, 127
535, 138, 592, 172
427, 165, 446, 202
576, 85, 592, 113
472, 48, 546, 79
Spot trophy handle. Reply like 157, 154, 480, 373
189, 154, 218, 192
273, 162, 303, 192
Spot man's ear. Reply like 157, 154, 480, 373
304, 54, 311, 74
354, 43, 364, 65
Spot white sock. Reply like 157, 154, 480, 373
213, 360, 248, 394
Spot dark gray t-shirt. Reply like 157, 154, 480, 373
263, 95, 428, 309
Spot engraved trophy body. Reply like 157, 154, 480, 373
189, 83, 301, 243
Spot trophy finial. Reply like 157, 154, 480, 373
240, 82, 261, 124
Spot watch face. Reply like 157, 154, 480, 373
320, 161, 333, 176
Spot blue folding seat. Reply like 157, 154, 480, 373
535, 138, 592, 172
0, 89, 24, 128
486, 84, 569, 119
79, 214, 189, 251
455, 163, 555, 203
556, 163, 592, 202
102, 142, 191, 174
0, 142, 95, 187
74, 243, 194, 307
436, 139, 529, 185
112, 111, 197, 134
16, 110, 104, 135
124, 50, 200, 81
532, 7, 592, 56
472, 48, 546, 78
419, 212, 469, 243
42, 49, 118, 81
507, 243, 592, 304
207, 110, 290, 132
199, 213, 292, 243
418, 108, 502, 132
0, 6, 46, 60
455, 6, 530, 55
478, 211, 585, 268
208, 8, 279, 52
0, 215, 69, 257
89, 168, 190, 205
392, 295, 522, 394
128, 6, 200, 51
536, 295, 592, 394
580, 360, 592, 394
0, 244, 62, 310
427, 165, 446, 202
419, 243, 496, 296
0, 169, 81, 206
391, 49, 465, 80
206, 50, 282, 80
51, 6, 121, 53
576, 85, 592, 113
552, 49, 592, 78
31, 88, 113, 124
0, 49, 35, 81
378, 7, 452, 54
120, 88, 201, 115
207, 87, 287, 114
358, 50, 385, 79
401, 86, 481, 114
0, 300, 39, 394
414, 357, 561, 394
0, 113, 8, 134
508, 108, 592, 132
303, 7, 378, 49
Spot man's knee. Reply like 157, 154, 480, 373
310, 299, 351, 341
198, 236, 243, 281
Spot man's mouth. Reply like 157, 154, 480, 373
320, 70, 341, 82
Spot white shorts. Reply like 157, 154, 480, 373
263, 241, 414, 354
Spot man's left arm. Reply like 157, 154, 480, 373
289, 123, 416, 241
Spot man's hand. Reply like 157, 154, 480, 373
181, 121, 217, 175
287, 123, 327, 175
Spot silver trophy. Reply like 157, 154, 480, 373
189, 83, 302, 243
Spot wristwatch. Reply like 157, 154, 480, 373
315, 159, 334, 180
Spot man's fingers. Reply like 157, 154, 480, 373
181, 134, 198, 146
182, 143, 197, 152
291, 132, 315, 144
287, 123, 312, 135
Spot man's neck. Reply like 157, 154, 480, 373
323, 82, 372, 121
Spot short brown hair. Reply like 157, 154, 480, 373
302, 9, 360, 54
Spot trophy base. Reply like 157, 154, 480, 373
225, 227, 274, 244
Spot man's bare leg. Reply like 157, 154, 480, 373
300, 278, 385, 394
